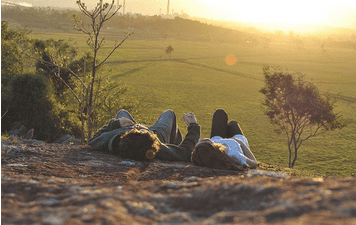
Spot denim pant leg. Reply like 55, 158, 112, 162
115, 109, 137, 123
149, 109, 176, 144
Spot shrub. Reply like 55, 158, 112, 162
6, 73, 63, 142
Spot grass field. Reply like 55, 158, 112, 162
31, 30, 356, 177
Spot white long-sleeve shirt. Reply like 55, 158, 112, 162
210, 134, 249, 166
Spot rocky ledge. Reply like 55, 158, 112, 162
1, 139, 355, 224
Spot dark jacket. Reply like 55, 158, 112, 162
87, 118, 200, 162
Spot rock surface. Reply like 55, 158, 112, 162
1, 140, 355, 224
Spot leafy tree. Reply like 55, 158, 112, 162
260, 66, 345, 168
165, 45, 174, 58
1, 21, 32, 130
34, 38, 80, 95
1, 21, 33, 83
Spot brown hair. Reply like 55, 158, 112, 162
191, 142, 248, 171
114, 128, 160, 161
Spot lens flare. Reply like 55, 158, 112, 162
225, 54, 237, 66
145, 150, 155, 160
126, 168, 141, 181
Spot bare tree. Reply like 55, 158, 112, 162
73, 0, 133, 138
34, 0, 134, 142
260, 66, 345, 168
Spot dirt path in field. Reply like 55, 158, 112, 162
107, 56, 263, 81
106, 56, 224, 64
2, 139, 355, 224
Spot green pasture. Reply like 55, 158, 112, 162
31, 30, 356, 177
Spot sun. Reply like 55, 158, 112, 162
199, 0, 348, 28
228, 1, 330, 25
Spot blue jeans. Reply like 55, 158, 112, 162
116, 109, 181, 145
116, 109, 137, 123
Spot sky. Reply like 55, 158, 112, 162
6, 0, 356, 30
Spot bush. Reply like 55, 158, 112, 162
5, 73, 63, 142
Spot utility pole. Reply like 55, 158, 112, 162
123, 0, 126, 14
117, 0, 119, 14
167, 0, 170, 15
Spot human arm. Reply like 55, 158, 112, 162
156, 112, 200, 161
119, 117, 135, 127
156, 123, 200, 161
235, 139, 258, 169
183, 112, 197, 125
88, 118, 134, 141
87, 117, 135, 151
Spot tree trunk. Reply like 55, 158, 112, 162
80, 105, 85, 144
87, 38, 98, 139
291, 147, 298, 168
288, 145, 292, 168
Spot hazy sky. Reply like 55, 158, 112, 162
7, 0, 356, 29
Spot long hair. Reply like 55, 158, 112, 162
191, 142, 248, 171
114, 128, 160, 161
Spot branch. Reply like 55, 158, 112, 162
73, 17, 91, 35
41, 66, 81, 104
77, 3, 92, 18
300, 123, 324, 144
92, 76, 102, 110
40, 59, 87, 88
103, 5, 120, 22
105, 9, 120, 21
1, 110, 9, 119
96, 32, 133, 68
98, 1, 117, 23
97, 37, 105, 49
92, 3, 102, 19
38, 59, 88, 104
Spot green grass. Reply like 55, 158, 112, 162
30, 30, 356, 177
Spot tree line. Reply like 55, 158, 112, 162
1, 5, 264, 44
3, 4, 355, 49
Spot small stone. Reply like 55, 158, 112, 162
121, 161, 135, 166
81, 214, 94, 222
117, 185, 123, 190
7, 163, 27, 167
44, 198, 58, 205
23, 128, 34, 139
183, 176, 201, 182
246, 170, 289, 178
126, 201, 158, 217
42, 214, 64, 225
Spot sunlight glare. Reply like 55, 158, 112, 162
198, 0, 353, 29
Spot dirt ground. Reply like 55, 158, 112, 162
1, 139, 356, 225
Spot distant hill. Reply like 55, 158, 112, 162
2, 5, 355, 48
0, 5, 267, 45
